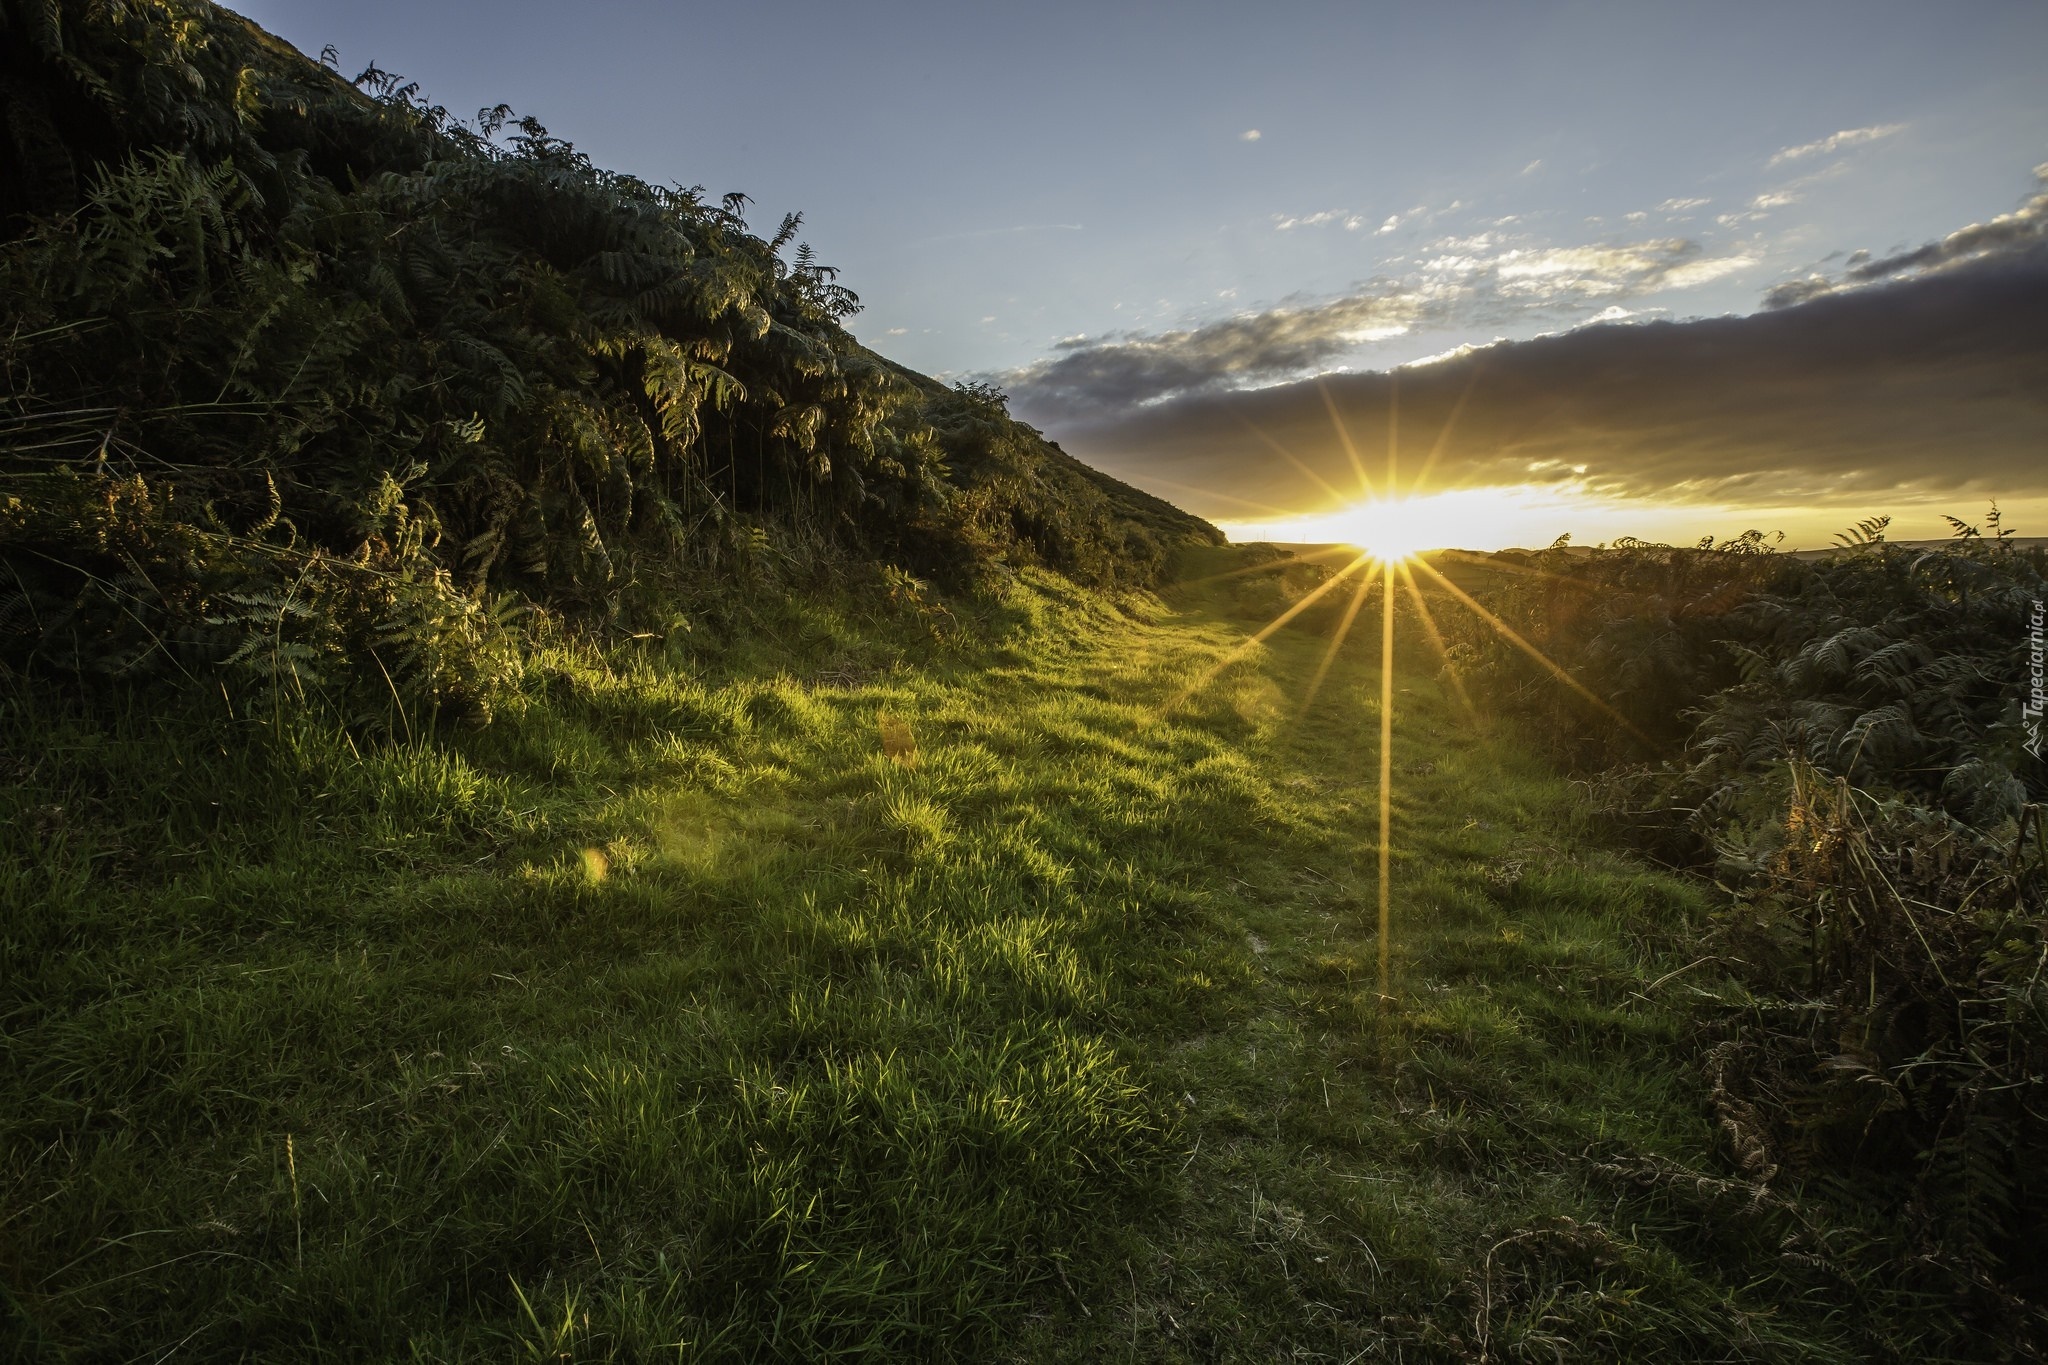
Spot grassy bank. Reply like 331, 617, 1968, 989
1, 562, 1983, 1359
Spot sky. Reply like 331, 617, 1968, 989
233, 0, 2048, 549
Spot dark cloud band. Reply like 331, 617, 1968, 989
1766, 176, 2048, 308
1004, 239, 1745, 421
1039, 245, 2048, 515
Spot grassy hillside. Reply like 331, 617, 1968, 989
0, 0, 1217, 715
4, 561, 2003, 1360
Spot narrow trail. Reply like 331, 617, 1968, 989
1013, 580, 1828, 1360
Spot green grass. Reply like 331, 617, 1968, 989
1, 563, 1973, 1359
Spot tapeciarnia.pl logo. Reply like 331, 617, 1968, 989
2027, 599, 2045, 761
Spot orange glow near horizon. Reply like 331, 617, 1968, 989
1216, 487, 2048, 556
1223, 485, 1594, 557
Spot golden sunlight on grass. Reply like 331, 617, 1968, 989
1171, 544, 1656, 1014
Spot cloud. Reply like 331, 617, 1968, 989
1241, 129, 1262, 141
1374, 214, 1401, 234
1006, 235, 1757, 419
1844, 185, 2048, 280
1659, 254, 1757, 288
1003, 292, 1424, 420
1657, 197, 1710, 213
1763, 173, 2048, 308
1039, 245, 2047, 518
1520, 159, 1544, 176
1275, 209, 1348, 231
1716, 189, 1806, 229
1491, 240, 1722, 296
1767, 123, 1905, 167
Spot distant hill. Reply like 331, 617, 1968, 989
0, 0, 1217, 698
1787, 537, 2048, 558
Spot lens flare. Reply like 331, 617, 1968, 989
1157, 371, 1660, 1018
1338, 499, 1434, 562
1376, 556, 1395, 1007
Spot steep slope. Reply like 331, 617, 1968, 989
0, 0, 1218, 706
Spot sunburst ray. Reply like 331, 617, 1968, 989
1376, 555, 1396, 1006
1407, 555, 1652, 747
1433, 546, 1591, 587
1133, 474, 1302, 520
1403, 361, 1486, 500
1398, 560, 1474, 716
1317, 377, 1376, 502
1177, 543, 1358, 590
1159, 553, 1373, 716
1384, 371, 1399, 495
1298, 558, 1378, 717
1237, 414, 1353, 508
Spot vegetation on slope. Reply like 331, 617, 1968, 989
1439, 517, 2048, 1339
0, 0, 1216, 716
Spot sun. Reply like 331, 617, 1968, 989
1221, 485, 1617, 556
1334, 498, 1433, 562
